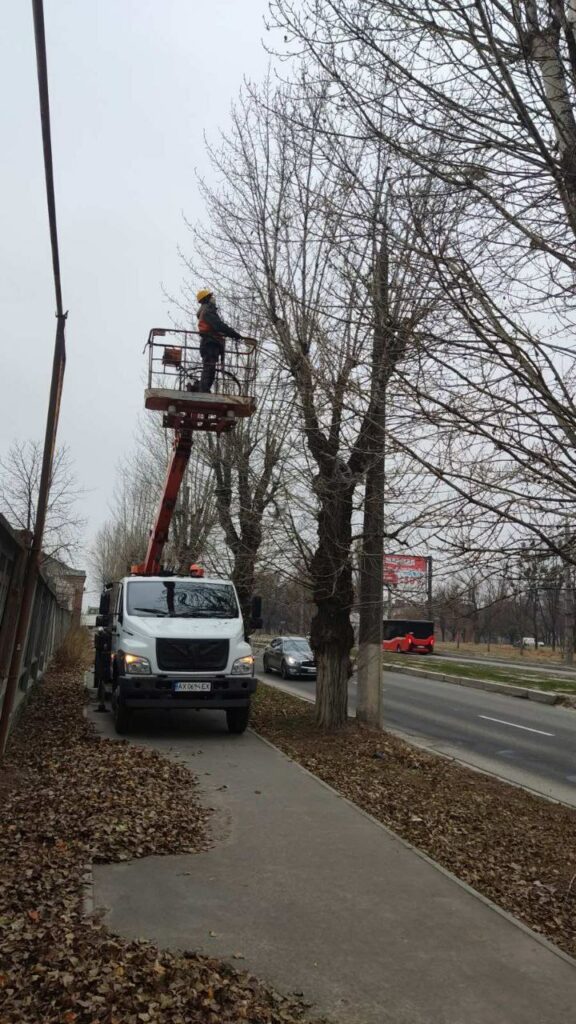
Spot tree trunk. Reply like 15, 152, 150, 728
315, 642, 350, 727
309, 476, 355, 729
233, 549, 258, 639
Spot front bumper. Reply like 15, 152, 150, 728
117, 674, 257, 709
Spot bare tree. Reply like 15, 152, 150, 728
269, 2, 576, 580
0, 440, 84, 561
190, 78, 446, 726
90, 414, 218, 587
206, 364, 292, 632
271, 1, 576, 272
89, 472, 151, 587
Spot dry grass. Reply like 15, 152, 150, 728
437, 640, 570, 666
51, 627, 92, 670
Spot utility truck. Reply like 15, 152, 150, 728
93, 326, 261, 735
95, 574, 260, 734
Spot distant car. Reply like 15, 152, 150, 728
262, 636, 317, 679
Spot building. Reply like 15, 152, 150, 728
41, 556, 86, 628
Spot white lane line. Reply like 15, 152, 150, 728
478, 715, 554, 737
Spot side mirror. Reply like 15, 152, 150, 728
96, 613, 111, 628
99, 589, 111, 616
250, 594, 263, 631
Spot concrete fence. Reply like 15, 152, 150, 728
0, 513, 81, 734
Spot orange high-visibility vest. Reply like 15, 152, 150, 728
198, 313, 224, 342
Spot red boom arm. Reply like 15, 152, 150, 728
133, 429, 193, 576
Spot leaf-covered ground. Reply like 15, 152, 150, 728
0, 669, 319, 1023
251, 684, 576, 958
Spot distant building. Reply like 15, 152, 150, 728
41, 556, 86, 628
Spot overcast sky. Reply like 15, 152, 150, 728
1, 0, 272, 590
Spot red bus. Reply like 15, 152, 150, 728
382, 619, 434, 655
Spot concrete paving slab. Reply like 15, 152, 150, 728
89, 707, 576, 1024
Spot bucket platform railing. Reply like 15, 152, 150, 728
144, 327, 257, 434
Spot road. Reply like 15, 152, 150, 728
257, 659, 576, 806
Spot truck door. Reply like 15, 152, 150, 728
111, 583, 123, 659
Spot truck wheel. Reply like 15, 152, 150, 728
112, 693, 131, 735
226, 706, 250, 734
96, 678, 108, 712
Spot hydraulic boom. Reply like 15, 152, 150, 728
132, 428, 193, 576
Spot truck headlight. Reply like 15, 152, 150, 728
231, 655, 254, 676
124, 654, 151, 674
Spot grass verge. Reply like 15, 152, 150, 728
382, 654, 576, 693
251, 684, 576, 958
0, 664, 319, 1023
437, 640, 570, 666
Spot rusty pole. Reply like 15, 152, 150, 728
0, 0, 67, 755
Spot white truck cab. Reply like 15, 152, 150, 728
94, 574, 257, 735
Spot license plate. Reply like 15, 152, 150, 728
173, 681, 212, 693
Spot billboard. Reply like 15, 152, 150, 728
384, 554, 428, 588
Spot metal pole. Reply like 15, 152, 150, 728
0, 319, 66, 754
356, 401, 385, 727
427, 556, 433, 620
0, 0, 67, 755
563, 554, 574, 666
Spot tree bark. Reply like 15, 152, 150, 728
232, 526, 261, 638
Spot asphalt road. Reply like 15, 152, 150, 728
257, 659, 576, 806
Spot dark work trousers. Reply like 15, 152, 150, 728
199, 337, 224, 392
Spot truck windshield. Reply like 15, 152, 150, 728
126, 581, 239, 618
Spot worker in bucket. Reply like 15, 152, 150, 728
193, 289, 243, 393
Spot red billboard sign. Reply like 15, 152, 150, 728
384, 554, 428, 587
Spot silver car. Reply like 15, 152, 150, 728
262, 636, 317, 679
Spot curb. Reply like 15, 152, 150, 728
82, 862, 95, 917
382, 662, 562, 704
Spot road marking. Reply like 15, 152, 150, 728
479, 715, 554, 737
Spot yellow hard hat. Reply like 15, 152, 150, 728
196, 288, 213, 302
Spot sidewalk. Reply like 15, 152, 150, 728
89, 707, 576, 1024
